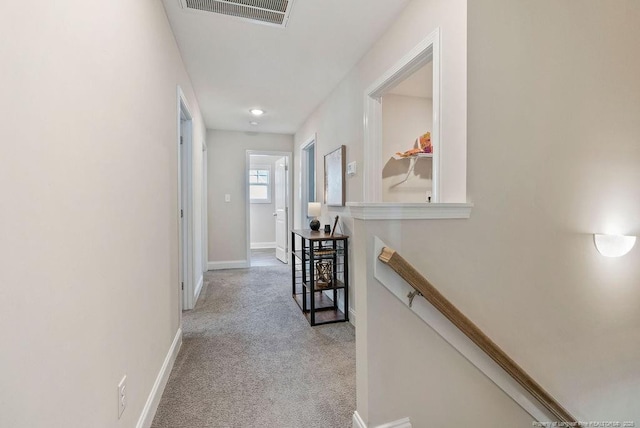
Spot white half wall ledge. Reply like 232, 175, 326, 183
347, 202, 473, 220
353, 411, 412, 428
207, 260, 249, 270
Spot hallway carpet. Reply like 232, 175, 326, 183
151, 265, 356, 428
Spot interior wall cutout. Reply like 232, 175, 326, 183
381, 61, 434, 202
364, 29, 442, 202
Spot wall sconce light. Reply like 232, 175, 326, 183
308, 202, 321, 231
594, 234, 636, 257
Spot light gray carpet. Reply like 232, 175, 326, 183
152, 264, 356, 428
250, 249, 284, 267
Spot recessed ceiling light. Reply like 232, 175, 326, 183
250, 109, 265, 116
250, 121, 259, 126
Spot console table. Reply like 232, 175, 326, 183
291, 229, 349, 326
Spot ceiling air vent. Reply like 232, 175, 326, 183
180, 0, 294, 27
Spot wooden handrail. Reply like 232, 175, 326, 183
379, 247, 576, 424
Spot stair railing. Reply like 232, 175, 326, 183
378, 246, 576, 425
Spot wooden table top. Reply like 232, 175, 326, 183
291, 229, 349, 241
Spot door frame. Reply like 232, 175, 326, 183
201, 140, 208, 278
177, 86, 195, 310
245, 150, 292, 266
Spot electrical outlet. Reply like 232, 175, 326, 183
118, 375, 127, 419
224, 194, 231, 202
347, 161, 357, 176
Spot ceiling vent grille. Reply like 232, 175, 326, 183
181, 0, 294, 27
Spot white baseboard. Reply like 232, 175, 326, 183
207, 260, 249, 270
194, 275, 203, 303
353, 411, 367, 428
250, 242, 276, 249
376, 418, 412, 428
136, 328, 182, 428
353, 411, 411, 428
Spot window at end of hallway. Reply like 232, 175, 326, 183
249, 166, 271, 203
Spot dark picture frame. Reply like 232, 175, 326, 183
324, 145, 346, 206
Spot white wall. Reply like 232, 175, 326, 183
353, 0, 640, 426
249, 155, 280, 247
0, 1, 205, 427
352, 221, 534, 427
293, 0, 467, 222
292, 0, 466, 358
208, 130, 293, 265
381, 94, 433, 202
293, 0, 640, 424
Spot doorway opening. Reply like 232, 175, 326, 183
178, 87, 195, 310
246, 151, 292, 267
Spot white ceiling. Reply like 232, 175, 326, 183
387, 61, 433, 98
161, 0, 411, 134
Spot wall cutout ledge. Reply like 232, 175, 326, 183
347, 202, 472, 220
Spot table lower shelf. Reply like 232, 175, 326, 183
293, 292, 347, 325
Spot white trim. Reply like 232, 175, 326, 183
376, 418, 412, 428
347, 202, 472, 220
194, 275, 203, 303
207, 260, 249, 270
363, 28, 441, 203
202, 139, 209, 274
250, 242, 277, 249
353, 411, 367, 428
372, 236, 564, 422
177, 86, 196, 311
136, 328, 182, 428
352, 412, 412, 428
348, 307, 356, 328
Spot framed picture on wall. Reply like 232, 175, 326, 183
324, 145, 346, 206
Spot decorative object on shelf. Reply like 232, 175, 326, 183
594, 234, 636, 257
324, 145, 346, 206
394, 132, 432, 158
308, 202, 321, 231
390, 133, 433, 188
315, 261, 333, 288
330, 215, 339, 237
324, 224, 331, 233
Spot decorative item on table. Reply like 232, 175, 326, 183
308, 202, 321, 231
324, 224, 331, 233
395, 132, 432, 158
330, 215, 339, 237
315, 261, 333, 289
